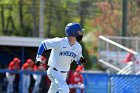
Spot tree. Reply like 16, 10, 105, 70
91, 2, 122, 36
90, 1, 140, 36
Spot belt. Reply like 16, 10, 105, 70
53, 67, 67, 73
48, 66, 67, 73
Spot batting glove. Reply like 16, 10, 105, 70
80, 57, 87, 66
35, 55, 42, 66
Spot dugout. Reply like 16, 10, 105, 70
0, 36, 51, 69
0, 36, 52, 93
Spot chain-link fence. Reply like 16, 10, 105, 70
82, 72, 140, 93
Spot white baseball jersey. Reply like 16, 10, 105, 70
43, 37, 82, 71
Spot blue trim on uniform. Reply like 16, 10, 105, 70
76, 59, 81, 65
43, 42, 47, 50
37, 42, 45, 55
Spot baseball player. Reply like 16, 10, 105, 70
69, 65, 85, 93
32, 56, 47, 93
21, 59, 34, 93
35, 22, 87, 93
123, 52, 135, 63
6, 57, 21, 93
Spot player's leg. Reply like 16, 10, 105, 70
47, 68, 60, 93
75, 84, 85, 93
22, 74, 27, 93
32, 74, 42, 93
58, 77, 69, 93
47, 83, 69, 93
6, 73, 10, 93
47, 67, 70, 93
26, 74, 31, 93
22, 74, 30, 93
10, 77, 15, 92
47, 82, 58, 93
76, 88, 81, 93
6, 73, 15, 93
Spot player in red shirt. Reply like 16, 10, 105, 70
32, 56, 47, 93
21, 59, 34, 93
123, 49, 140, 72
124, 52, 136, 63
69, 65, 85, 93
6, 57, 21, 93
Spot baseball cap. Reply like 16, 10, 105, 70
26, 59, 33, 63
75, 65, 84, 72
13, 57, 21, 63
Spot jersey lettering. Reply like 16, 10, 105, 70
59, 51, 76, 58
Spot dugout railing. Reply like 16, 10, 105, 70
96, 35, 140, 93
98, 35, 139, 74
0, 69, 47, 93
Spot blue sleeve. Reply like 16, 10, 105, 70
37, 42, 47, 55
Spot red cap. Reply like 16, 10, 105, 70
26, 59, 33, 63
13, 57, 21, 63
75, 65, 84, 72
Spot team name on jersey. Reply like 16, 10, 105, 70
59, 51, 76, 58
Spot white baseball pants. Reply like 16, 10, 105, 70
47, 67, 69, 93
22, 74, 31, 93
32, 74, 42, 93
6, 72, 15, 93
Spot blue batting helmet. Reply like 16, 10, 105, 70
65, 22, 84, 37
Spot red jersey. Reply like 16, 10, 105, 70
71, 72, 83, 84
124, 52, 135, 63
9, 61, 20, 70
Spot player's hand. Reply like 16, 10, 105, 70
35, 55, 42, 66
35, 61, 42, 66
80, 57, 87, 65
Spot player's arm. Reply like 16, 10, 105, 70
36, 38, 61, 66
36, 41, 46, 66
